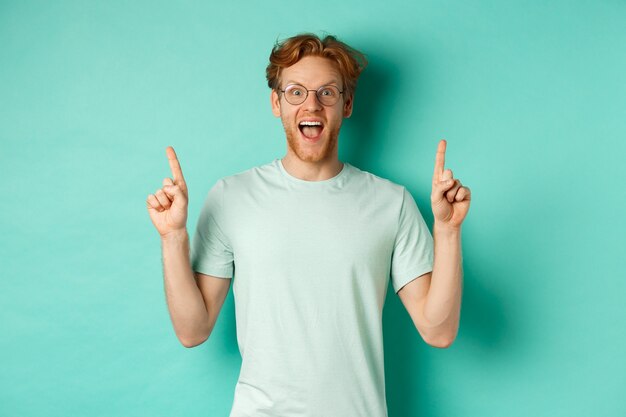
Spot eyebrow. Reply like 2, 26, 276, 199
283, 80, 341, 88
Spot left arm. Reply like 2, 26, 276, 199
398, 139, 470, 348
398, 223, 463, 348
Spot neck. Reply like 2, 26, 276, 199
280, 153, 344, 181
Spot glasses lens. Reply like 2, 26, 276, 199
284, 85, 307, 105
317, 85, 340, 106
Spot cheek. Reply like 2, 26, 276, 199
280, 113, 297, 130
328, 112, 344, 128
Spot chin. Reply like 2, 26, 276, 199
285, 128, 339, 163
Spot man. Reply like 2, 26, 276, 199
146, 33, 470, 417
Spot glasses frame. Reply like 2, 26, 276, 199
279, 84, 344, 106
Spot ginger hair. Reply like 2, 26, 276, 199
266, 33, 368, 99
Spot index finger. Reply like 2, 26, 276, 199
433, 139, 447, 181
166, 146, 186, 185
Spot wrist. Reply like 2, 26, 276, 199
161, 228, 188, 243
433, 221, 461, 236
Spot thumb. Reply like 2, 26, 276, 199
432, 179, 456, 203
162, 184, 187, 202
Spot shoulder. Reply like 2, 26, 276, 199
347, 163, 407, 199
213, 159, 278, 191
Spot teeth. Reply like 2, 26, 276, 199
299, 121, 322, 126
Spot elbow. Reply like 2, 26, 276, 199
422, 329, 457, 349
419, 317, 459, 349
178, 331, 210, 348
180, 335, 208, 348
426, 336, 455, 349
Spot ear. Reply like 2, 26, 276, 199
271, 90, 281, 117
343, 94, 354, 118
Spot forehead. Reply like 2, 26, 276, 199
280, 55, 343, 86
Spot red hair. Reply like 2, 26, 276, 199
266, 33, 368, 98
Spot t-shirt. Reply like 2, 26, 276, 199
190, 158, 434, 417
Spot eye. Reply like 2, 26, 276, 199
319, 87, 335, 97
286, 85, 306, 97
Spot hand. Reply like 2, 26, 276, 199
431, 139, 471, 230
146, 146, 189, 237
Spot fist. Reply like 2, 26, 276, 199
146, 147, 189, 237
430, 139, 471, 229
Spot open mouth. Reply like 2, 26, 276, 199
298, 120, 324, 140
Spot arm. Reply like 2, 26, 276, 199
162, 229, 231, 348
398, 222, 462, 348
147, 147, 231, 349
398, 139, 470, 348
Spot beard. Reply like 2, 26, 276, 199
283, 122, 340, 163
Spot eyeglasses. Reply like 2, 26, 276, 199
279, 84, 343, 106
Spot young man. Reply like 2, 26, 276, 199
147, 33, 470, 417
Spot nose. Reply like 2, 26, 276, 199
303, 90, 323, 111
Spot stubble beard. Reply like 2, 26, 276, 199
284, 123, 340, 163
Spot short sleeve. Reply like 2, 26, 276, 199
190, 179, 234, 278
390, 187, 434, 293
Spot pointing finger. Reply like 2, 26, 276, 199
433, 139, 447, 182
166, 146, 186, 187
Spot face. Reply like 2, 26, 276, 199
271, 56, 353, 164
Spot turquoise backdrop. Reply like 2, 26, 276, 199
1, 1, 625, 416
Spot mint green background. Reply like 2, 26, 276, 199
1, 1, 625, 416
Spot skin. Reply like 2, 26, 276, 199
146, 54, 472, 349
270, 55, 353, 181
431, 140, 471, 228
146, 147, 188, 236
397, 139, 471, 348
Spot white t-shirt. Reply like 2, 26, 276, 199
190, 158, 434, 417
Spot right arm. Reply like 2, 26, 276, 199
147, 147, 230, 348
161, 229, 231, 348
